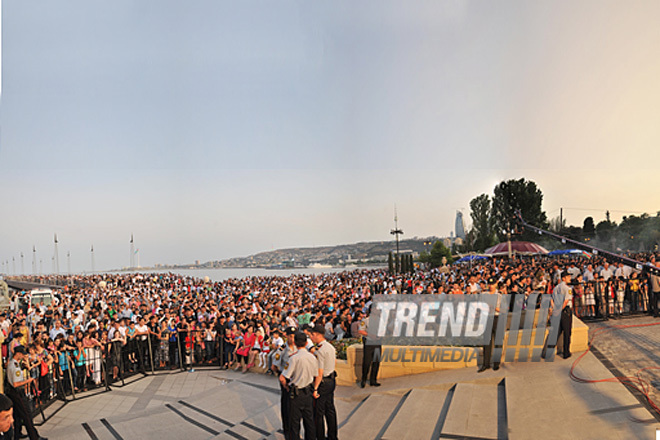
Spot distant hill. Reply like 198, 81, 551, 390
199, 236, 444, 268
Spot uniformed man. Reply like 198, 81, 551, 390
271, 326, 297, 439
479, 279, 502, 372
279, 332, 317, 440
552, 271, 573, 359
310, 324, 338, 440
358, 306, 381, 388
6, 346, 47, 440
0, 394, 14, 440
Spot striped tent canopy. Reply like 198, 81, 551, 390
484, 241, 549, 256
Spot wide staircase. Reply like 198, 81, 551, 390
44, 375, 513, 440
41, 355, 659, 440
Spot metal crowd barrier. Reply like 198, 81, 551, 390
537, 277, 654, 321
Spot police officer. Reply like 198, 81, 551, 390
552, 271, 573, 359
479, 279, 502, 372
357, 306, 381, 388
310, 324, 338, 440
279, 332, 317, 440
6, 346, 47, 440
0, 393, 14, 439
272, 327, 297, 439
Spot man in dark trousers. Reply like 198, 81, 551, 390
479, 280, 502, 372
214, 314, 228, 368
358, 306, 381, 388
6, 346, 47, 440
310, 324, 338, 440
552, 271, 573, 359
271, 327, 297, 439
649, 258, 660, 317
279, 332, 317, 440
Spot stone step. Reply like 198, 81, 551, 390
338, 393, 405, 440
381, 388, 449, 440
42, 422, 112, 440
442, 382, 499, 439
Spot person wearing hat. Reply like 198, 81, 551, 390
6, 346, 47, 440
310, 324, 338, 440
279, 332, 317, 440
552, 271, 574, 359
271, 326, 297, 439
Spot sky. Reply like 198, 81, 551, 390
2, 1, 660, 273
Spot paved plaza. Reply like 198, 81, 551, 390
35, 342, 660, 440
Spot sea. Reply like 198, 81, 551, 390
115, 266, 386, 283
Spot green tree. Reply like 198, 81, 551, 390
492, 178, 548, 242
419, 241, 453, 268
595, 220, 616, 249
583, 217, 595, 239
469, 194, 496, 251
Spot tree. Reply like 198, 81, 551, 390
419, 241, 453, 268
492, 178, 548, 242
596, 220, 616, 249
549, 215, 566, 233
469, 194, 496, 251
583, 217, 595, 239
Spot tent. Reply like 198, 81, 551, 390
547, 249, 591, 257
455, 255, 489, 263
484, 241, 549, 256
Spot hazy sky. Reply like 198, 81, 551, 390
2, 1, 660, 273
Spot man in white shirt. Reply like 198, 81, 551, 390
600, 263, 613, 281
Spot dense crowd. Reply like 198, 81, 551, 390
2, 251, 660, 405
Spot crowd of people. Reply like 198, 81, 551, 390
0, 251, 659, 438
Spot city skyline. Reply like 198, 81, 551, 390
2, 1, 660, 272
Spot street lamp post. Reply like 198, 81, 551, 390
390, 208, 404, 274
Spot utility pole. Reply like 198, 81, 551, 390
32, 246, 36, 275
130, 234, 135, 269
91, 245, 95, 273
67, 251, 71, 275
39, 259, 43, 275
54, 233, 60, 275
390, 206, 404, 275
12, 257, 15, 275
20, 253, 24, 275
559, 208, 563, 233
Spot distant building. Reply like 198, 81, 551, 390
455, 211, 466, 240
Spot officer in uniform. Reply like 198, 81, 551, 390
0, 394, 14, 440
310, 324, 338, 440
552, 271, 573, 359
357, 306, 381, 388
271, 327, 297, 439
279, 332, 317, 440
6, 346, 47, 440
479, 279, 502, 372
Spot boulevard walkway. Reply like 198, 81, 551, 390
38, 350, 660, 440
